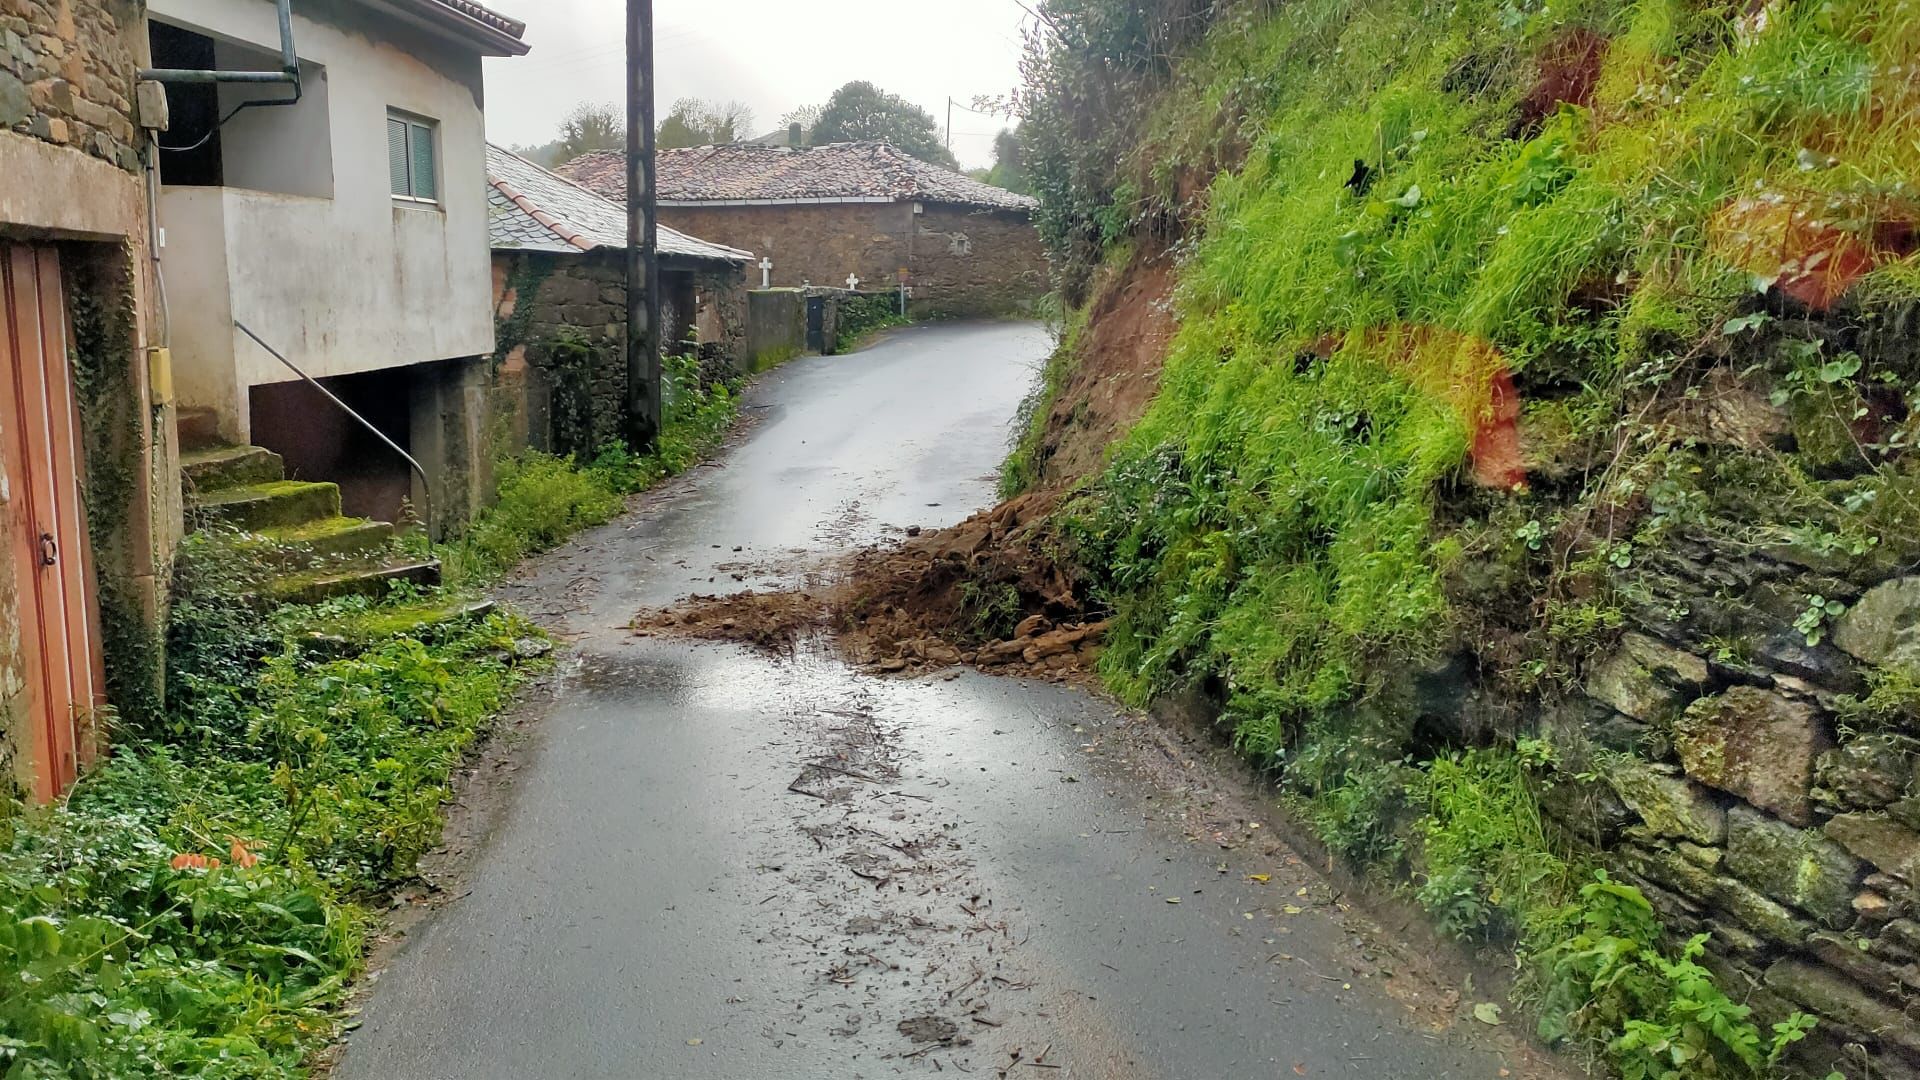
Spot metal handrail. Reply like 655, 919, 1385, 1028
233, 320, 431, 530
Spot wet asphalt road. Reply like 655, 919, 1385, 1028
337, 323, 1533, 1079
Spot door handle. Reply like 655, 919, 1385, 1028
39, 532, 56, 567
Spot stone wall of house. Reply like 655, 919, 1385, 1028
0, 0, 144, 172
491, 251, 749, 459
1, 0, 173, 800
909, 204, 1048, 319
664, 202, 909, 295
693, 263, 748, 376
661, 201, 1046, 319
492, 251, 626, 459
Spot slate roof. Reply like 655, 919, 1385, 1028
487, 144, 755, 265
557, 142, 1038, 213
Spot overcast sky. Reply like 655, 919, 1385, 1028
478, 0, 1033, 171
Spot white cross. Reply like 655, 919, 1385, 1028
758, 257, 772, 289
845, 273, 861, 291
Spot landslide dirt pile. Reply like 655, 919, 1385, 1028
633, 493, 1108, 680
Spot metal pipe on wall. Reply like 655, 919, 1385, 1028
138, 0, 300, 88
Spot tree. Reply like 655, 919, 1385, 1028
776, 104, 823, 146
657, 98, 756, 149
556, 102, 621, 162
809, 81, 955, 167
985, 128, 1031, 194
511, 139, 566, 168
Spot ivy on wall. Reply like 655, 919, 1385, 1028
65, 250, 163, 734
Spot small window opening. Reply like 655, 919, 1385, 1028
388, 112, 439, 203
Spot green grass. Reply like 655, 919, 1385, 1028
1068, 0, 1920, 767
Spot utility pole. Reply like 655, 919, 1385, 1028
625, 0, 661, 451
946, 96, 953, 153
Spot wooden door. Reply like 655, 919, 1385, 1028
0, 244, 105, 801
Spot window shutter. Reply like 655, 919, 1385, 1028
387, 117, 411, 196
409, 122, 437, 200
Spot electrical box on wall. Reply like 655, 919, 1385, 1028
147, 347, 173, 406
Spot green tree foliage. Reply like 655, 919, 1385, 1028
1015, 0, 1217, 299
986, 128, 1031, 194
555, 101, 622, 162
657, 98, 756, 149
809, 81, 955, 167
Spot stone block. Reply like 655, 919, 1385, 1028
1537, 772, 1636, 846
1586, 632, 1710, 722
1816, 733, 1920, 812
1674, 686, 1829, 826
0, 65, 24, 125
1726, 804, 1865, 927
1618, 842, 1723, 900
1609, 761, 1727, 844
1538, 695, 1647, 771
1764, 959, 1920, 1059
1806, 930, 1920, 996
1715, 874, 1813, 946
1826, 813, 1920, 885
1835, 575, 1920, 675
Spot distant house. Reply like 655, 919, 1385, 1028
559, 142, 1047, 318
486, 144, 753, 457
148, 0, 528, 532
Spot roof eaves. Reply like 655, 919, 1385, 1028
357, 0, 531, 56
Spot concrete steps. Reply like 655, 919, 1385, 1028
270, 556, 443, 605
177, 423, 441, 604
249, 516, 396, 567
181, 444, 286, 492
195, 480, 343, 532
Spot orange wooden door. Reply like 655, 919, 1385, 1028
0, 244, 105, 801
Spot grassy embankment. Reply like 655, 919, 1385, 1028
1012, 1, 1918, 1074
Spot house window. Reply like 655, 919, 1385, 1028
387, 111, 438, 203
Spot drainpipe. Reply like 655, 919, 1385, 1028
139, 0, 300, 91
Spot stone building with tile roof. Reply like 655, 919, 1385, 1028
559, 142, 1047, 318
488, 144, 754, 457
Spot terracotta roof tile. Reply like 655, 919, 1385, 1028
557, 142, 1037, 213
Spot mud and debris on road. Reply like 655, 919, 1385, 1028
632, 492, 1114, 684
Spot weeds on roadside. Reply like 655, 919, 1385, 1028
443, 348, 740, 586
0, 534, 544, 1077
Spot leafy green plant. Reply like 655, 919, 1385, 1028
1537, 873, 1824, 1080
1794, 594, 1847, 646
958, 580, 1024, 644
834, 294, 908, 353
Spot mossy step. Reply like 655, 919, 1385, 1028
181, 445, 285, 492
304, 599, 496, 654
194, 480, 341, 532
251, 516, 394, 566
271, 556, 442, 605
